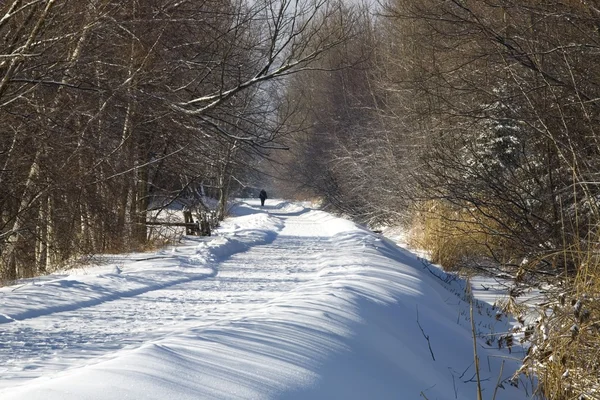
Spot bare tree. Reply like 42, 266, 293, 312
0, 0, 358, 281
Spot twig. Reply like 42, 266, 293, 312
450, 370, 458, 399
416, 305, 436, 361
469, 285, 484, 400
492, 360, 505, 400
419, 384, 436, 400
464, 373, 491, 383
458, 361, 474, 380
420, 258, 453, 283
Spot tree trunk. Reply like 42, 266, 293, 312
133, 154, 149, 246
4, 152, 40, 279
217, 142, 237, 221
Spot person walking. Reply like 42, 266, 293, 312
259, 189, 267, 206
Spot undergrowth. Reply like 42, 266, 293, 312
515, 247, 600, 399
408, 200, 600, 399
408, 201, 505, 271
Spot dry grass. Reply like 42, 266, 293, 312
408, 201, 600, 397
407, 200, 500, 271
518, 246, 600, 399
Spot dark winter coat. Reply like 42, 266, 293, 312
259, 190, 267, 200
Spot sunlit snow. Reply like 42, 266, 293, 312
0, 200, 531, 399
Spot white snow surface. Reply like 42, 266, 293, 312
0, 200, 530, 399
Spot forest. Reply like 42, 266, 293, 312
1, 0, 599, 398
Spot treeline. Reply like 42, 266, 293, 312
283, 0, 600, 279
279, 1, 600, 397
0, 0, 353, 280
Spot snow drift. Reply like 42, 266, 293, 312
0, 200, 529, 399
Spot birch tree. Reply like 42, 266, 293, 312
0, 0, 357, 281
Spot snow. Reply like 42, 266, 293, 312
0, 200, 531, 399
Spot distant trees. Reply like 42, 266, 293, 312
278, 4, 417, 225
0, 0, 355, 281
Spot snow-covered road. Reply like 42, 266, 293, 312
0, 200, 531, 399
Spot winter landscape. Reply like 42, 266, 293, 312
2, 1, 600, 398
1, 200, 533, 399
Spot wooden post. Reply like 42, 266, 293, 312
200, 213, 211, 236
183, 210, 194, 235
